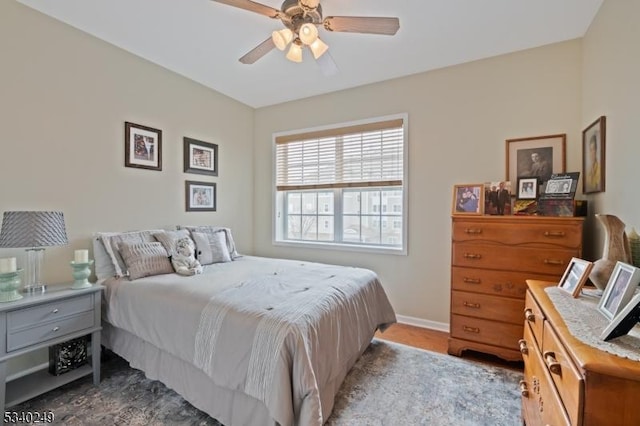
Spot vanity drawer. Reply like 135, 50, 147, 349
7, 311, 95, 352
451, 291, 524, 325
450, 314, 523, 350
7, 294, 93, 332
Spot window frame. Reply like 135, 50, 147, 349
272, 114, 408, 255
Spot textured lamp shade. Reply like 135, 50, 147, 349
0, 211, 68, 293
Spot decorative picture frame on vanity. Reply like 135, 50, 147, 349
183, 137, 218, 176
582, 116, 606, 194
185, 180, 216, 212
124, 122, 162, 171
557, 257, 593, 297
597, 261, 640, 320
516, 177, 539, 200
452, 184, 484, 215
505, 134, 566, 186
601, 291, 640, 341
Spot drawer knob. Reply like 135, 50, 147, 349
463, 301, 481, 309
52, 308, 59, 314
464, 228, 483, 235
518, 339, 528, 354
524, 308, 535, 322
463, 325, 480, 334
543, 351, 561, 374
52, 326, 60, 332
518, 380, 529, 397
463, 253, 482, 259
544, 231, 566, 238
543, 259, 563, 265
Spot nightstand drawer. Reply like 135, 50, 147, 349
7, 294, 92, 332
7, 311, 95, 352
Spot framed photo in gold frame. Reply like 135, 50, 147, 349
452, 184, 484, 215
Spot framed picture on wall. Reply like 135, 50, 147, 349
185, 180, 216, 212
124, 122, 162, 171
582, 116, 606, 194
505, 134, 566, 186
183, 137, 218, 176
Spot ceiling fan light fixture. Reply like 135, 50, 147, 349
286, 42, 303, 63
272, 28, 294, 51
299, 0, 320, 9
309, 37, 328, 59
299, 23, 318, 45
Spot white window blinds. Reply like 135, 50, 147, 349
276, 118, 404, 191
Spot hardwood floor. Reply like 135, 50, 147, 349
375, 323, 523, 370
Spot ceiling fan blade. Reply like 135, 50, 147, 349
211, 0, 280, 19
239, 37, 276, 64
316, 51, 338, 77
323, 16, 400, 35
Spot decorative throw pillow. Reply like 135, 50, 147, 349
153, 229, 192, 257
118, 241, 174, 280
98, 230, 162, 277
191, 231, 231, 265
180, 226, 240, 259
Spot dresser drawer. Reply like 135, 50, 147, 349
7, 294, 93, 332
542, 321, 583, 425
451, 290, 524, 325
451, 267, 558, 299
450, 314, 523, 350
7, 311, 95, 352
452, 219, 582, 248
524, 290, 545, 350
452, 242, 577, 275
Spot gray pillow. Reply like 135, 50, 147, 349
180, 226, 240, 259
119, 241, 174, 280
192, 231, 231, 265
98, 230, 162, 277
153, 229, 192, 256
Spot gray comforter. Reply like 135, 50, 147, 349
103, 256, 396, 425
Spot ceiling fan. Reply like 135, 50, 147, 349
211, 0, 400, 71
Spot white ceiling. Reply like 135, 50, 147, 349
17, 0, 603, 108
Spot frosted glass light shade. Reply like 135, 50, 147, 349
309, 38, 329, 59
300, 0, 320, 8
286, 43, 303, 62
299, 23, 318, 45
272, 28, 294, 51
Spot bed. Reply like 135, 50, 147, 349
94, 228, 396, 426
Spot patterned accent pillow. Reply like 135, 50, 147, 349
119, 241, 174, 280
98, 230, 162, 277
153, 230, 192, 257
180, 226, 240, 259
191, 231, 231, 265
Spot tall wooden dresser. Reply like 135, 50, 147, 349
448, 216, 584, 361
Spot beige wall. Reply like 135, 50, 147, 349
254, 40, 583, 327
581, 0, 640, 258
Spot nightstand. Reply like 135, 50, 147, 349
0, 284, 103, 413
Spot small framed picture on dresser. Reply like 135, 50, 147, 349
597, 262, 640, 320
452, 184, 484, 215
557, 257, 594, 297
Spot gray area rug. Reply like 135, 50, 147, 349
13, 340, 522, 425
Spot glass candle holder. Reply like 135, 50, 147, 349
0, 269, 24, 302
70, 260, 94, 290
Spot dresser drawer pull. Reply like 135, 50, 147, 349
518, 380, 529, 397
52, 308, 59, 314
544, 231, 566, 238
52, 326, 60, 332
524, 308, 535, 322
464, 228, 483, 235
463, 277, 481, 284
543, 259, 563, 265
463, 253, 482, 259
543, 351, 561, 374
463, 301, 481, 309
518, 339, 528, 354
463, 326, 480, 333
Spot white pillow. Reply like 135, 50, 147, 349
192, 231, 231, 265
97, 230, 163, 277
180, 226, 240, 259
119, 241, 174, 280
92, 235, 115, 281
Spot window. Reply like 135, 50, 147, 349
274, 115, 407, 253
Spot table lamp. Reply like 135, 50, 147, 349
0, 211, 68, 293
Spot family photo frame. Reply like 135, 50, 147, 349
601, 291, 640, 341
597, 261, 640, 320
184, 137, 218, 176
505, 134, 566, 185
582, 116, 606, 194
124, 122, 162, 171
185, 180, 217, 212
452, 184, 484, 215
516, 177, 539, 200
557, 257, 593, 297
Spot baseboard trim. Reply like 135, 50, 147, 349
396, 314, 450, 333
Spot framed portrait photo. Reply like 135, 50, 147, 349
184, 137, 218, 176
601, 292, 640, 341
597, 261, 640, 320
516, 177, 539, 200
452, 184, 484, 215
505, 134, 566, 186
483, 181, 512, 215
125, 122, 162, 171
557, 257, 594, 297
582, 116, 606, 194
185, 180, 216, 212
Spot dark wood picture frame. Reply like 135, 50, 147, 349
516, 177, 539, 200
582, 116, 606, 194
505, 134, 566, 185
183, 137, 218, 176
557, 257, 593, 298
185, 180, 216, 212
125, 122, 162, 171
